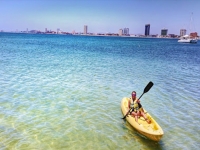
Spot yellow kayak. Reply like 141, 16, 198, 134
121, 97, 164, 141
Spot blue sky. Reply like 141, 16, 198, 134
0, 0, 200, 35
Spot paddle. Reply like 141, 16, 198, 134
121, 81, 154, 119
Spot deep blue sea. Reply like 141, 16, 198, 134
0, 33, 200, 150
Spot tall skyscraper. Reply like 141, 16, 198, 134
119, 29, 123, 36
161, 29, 168, 36
145, 24, 150, 36
84, 25, 88, 34
123, 28, 129, 35
180, 29, 186, 36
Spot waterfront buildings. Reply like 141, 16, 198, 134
118, 28, 129, 36
123, 28, 129, 35
84, 25, 88, 34
119, 29, 123, 36
161, 29, 168, 37
168, 34, 177, 38
180, 29, 186, 36
190, 32, 198, 38
2, 25, 198, 38
145, 24, 150, 36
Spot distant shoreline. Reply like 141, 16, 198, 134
0, 32, 185, 40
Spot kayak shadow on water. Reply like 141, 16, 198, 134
123, 120, 164, 150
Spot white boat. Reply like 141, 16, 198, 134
178, 13, 198, 44
178, 35, 197, 43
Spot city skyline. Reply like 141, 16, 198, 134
9, 25, 195, 38
0, 0, 200, 35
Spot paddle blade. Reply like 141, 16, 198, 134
143, 81, 154, 93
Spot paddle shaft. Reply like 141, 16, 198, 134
122, 81, 153, 119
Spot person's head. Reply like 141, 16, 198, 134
131, 91, 136, 100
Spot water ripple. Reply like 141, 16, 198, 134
0, 34, 200, 149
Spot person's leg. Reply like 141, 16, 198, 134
131, 112, 139, 124
141, 111, 151, 124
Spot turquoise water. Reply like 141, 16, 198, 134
0, 33, 200, 150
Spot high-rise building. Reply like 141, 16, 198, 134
161, 29, 168, 36
145, 24, 150, 36
119, 29, 123, 36
84, 25, 88, 34
180, 29, 186, 36
123, 28, 129, 35
45, 28, 48, 33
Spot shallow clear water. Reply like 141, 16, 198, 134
0, 33, 200, 150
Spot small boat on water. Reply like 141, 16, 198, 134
178, 13, 198, 44
121, 97, 164, 141
178, 35, 197, 43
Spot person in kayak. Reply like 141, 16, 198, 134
128, 91, 151, 124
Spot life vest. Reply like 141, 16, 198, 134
130, 97, 139, 112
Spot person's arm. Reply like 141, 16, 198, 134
128, 99, 130, 109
